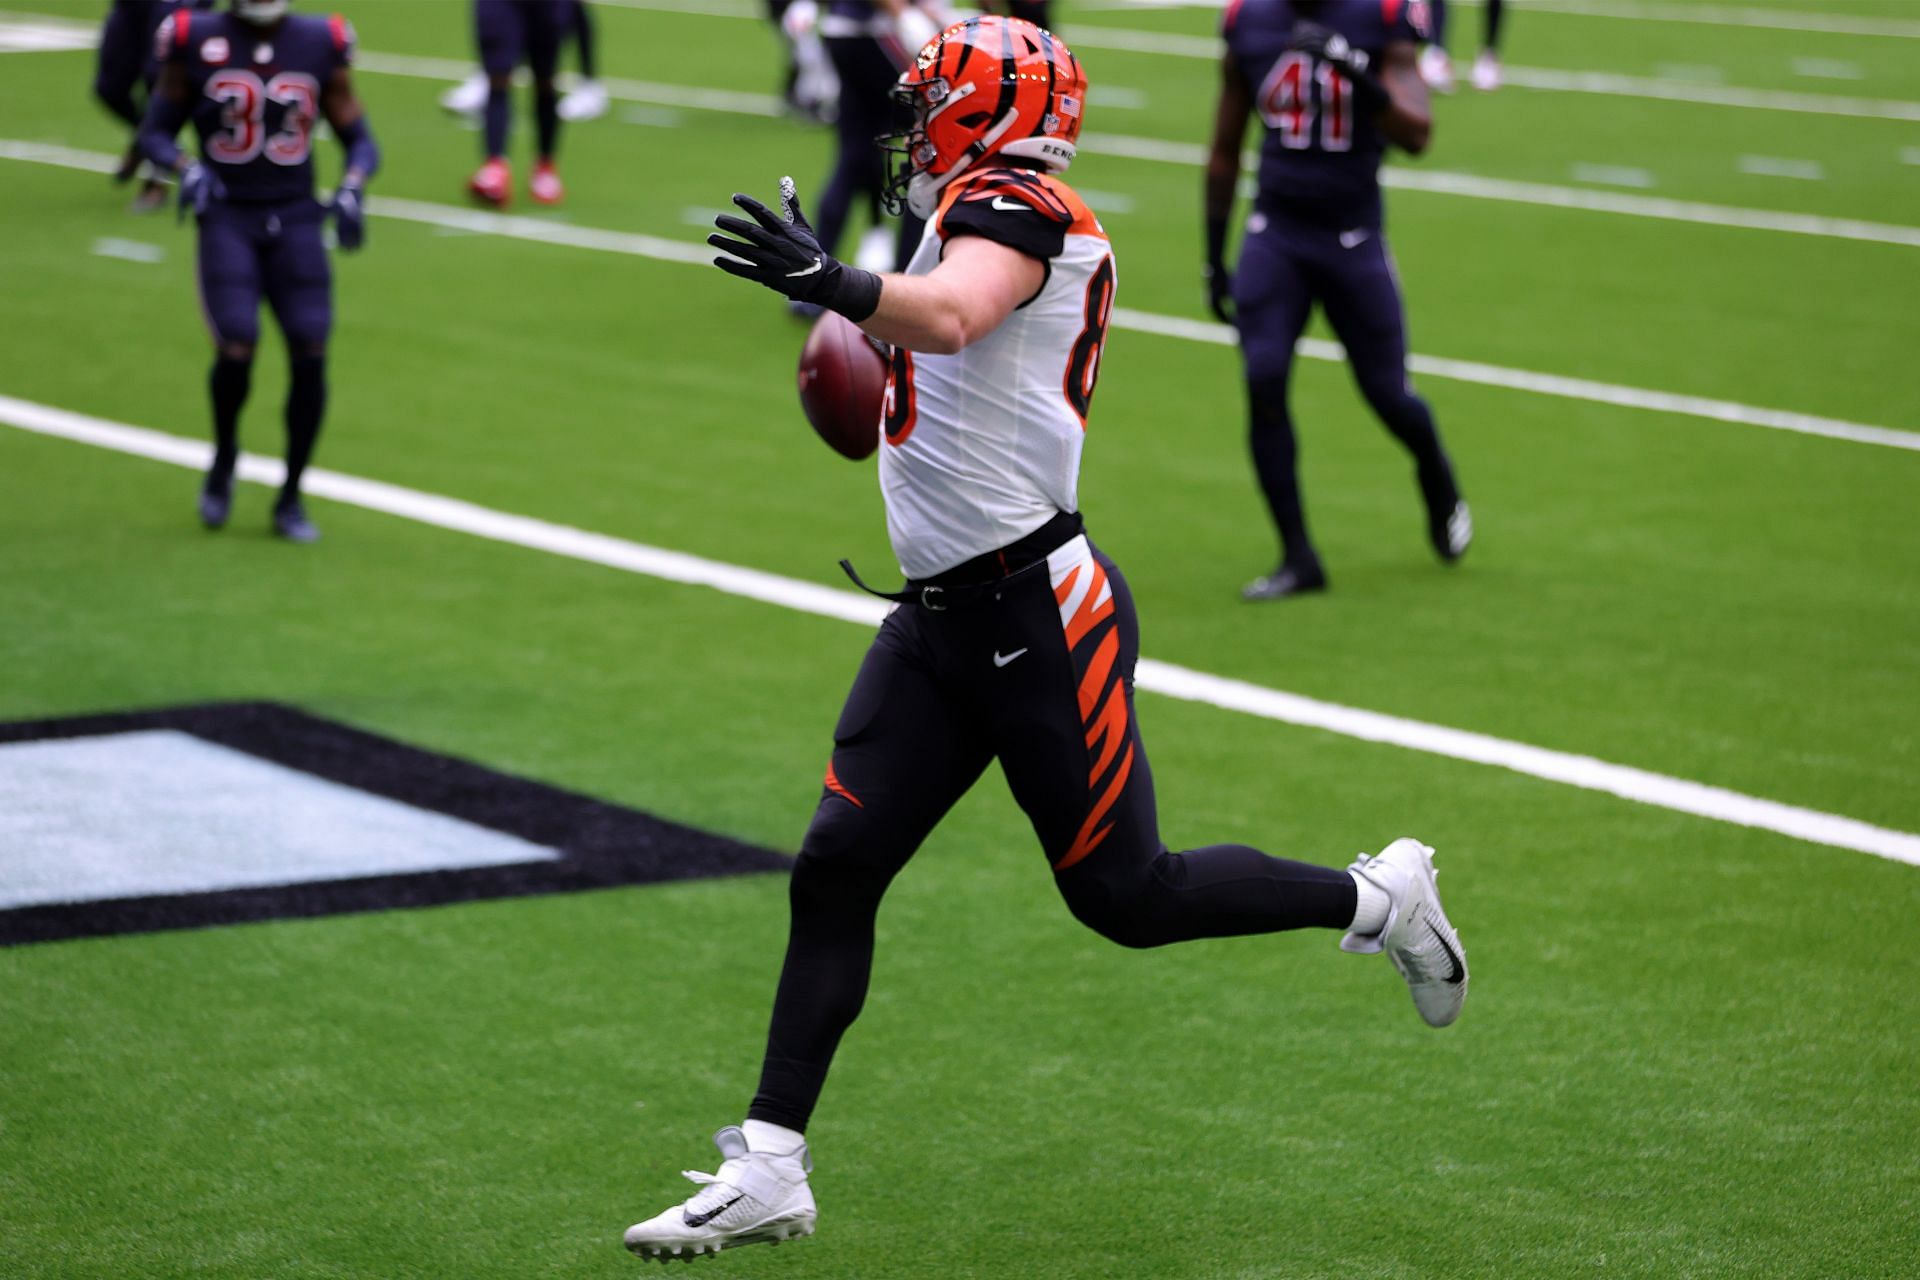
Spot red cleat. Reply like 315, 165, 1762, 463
468, 158, 511, 208
530, 159, 564, 206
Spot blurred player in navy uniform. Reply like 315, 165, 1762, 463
1206, 0, 1469, 601
440, 1, 604, 125
139, 0, 378, 542
790, 0, 942, 299
468, 0, 568, 206
1419, 0, 1504, 92
94, 0, 215, 208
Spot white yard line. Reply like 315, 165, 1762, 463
4, 392, 1916, 869
5, 138, 1917, 456
1496, 65, 1920, 122
90, 237, 165, 263
1738, 155, 1827, 181
1568, 163, 1657, 189
1490, 0, 1920, 41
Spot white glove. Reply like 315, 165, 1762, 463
781, 0, 818, 41
896, 3, 940, 55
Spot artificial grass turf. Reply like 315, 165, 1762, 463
4, 2, 1919, 1274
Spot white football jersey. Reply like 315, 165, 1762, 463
877, 167, 1117, 580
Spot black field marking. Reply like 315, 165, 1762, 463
0, 702, 791, 947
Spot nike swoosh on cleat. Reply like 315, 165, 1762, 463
1427, 922, 1465, 984
786, 257, 824, 277
990, 197, 1031, 213
992, 648, 1028, 667
683, 1194, 744, 1228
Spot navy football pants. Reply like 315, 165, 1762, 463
1233, 210, 1454, 568
196, 201, 332, 352
746, 533, 1356, 1131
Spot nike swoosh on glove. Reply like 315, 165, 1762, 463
710, 176, 882, 321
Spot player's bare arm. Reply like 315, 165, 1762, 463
321, 65, 380, 251
858, 236, 1041, 355
136, 60, 195, 176
1376, 42, 1432, 153
1203, 54, 1254, 323
321, 68, 377, 187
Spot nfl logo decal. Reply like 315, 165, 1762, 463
202, 36, 229, 64
255, 42, 273, 62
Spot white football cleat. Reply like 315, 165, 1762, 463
1341, 838, 1468, 1028
1471, 50, 1502, 92
440, 70, 488, 117
623, 1126, 817, 1263
1418, 45, 1456, 93
558, 78, 609, 122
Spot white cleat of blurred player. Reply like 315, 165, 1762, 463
440, 69, 487, 117
624, 1126, 817, 1263
1342, 838, 1468, 1027
1418, 44, 1455, 93
558, 78, 608, 121
1471, 50, 1502, 92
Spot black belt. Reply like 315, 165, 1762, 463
840, 511, 1083, 612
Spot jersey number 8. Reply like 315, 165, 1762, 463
1257, 52, 1353, 153
206, 69, 321, 165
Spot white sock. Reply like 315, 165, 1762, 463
743, 1119, 806, 1157
1348, 870, 1391, 935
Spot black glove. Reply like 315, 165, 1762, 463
1204, 262, 1234, 325
1287, 20, 1388, 111
710, 177, 882, 321
331, 178, 367, 252
1204, 212, 1233, 324
177, 160, 225, 223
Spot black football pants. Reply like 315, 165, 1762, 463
747, 531, 1357, 1132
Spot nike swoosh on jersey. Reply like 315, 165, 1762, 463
992, 648, 1029, 667
683, 1194, 745, 1228
990, 197, 1032, 213
1340, 229, 1370, 248
786, 256, 824, 277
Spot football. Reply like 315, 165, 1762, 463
797, 310, 888, 461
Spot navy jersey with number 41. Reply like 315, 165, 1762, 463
1224, 0, 1429, 229
155, 6, 354, 204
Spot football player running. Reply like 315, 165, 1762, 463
622, 15, 1469, 1262
139, 0, 378, 542
1207, 0, 1471, 601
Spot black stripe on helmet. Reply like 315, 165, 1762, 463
1030, 27, 1057, 137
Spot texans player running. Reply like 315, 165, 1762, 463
139, 0, 378, 542
1207, 0, 1470, 601
623, 16, 1468, 1261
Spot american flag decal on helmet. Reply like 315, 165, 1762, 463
1058, 94, 1081, 118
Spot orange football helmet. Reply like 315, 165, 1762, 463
881, 15, 1087, 220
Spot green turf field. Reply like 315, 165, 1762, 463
2, 2, 1918, 1276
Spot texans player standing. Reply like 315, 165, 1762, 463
139, 0, 378, 542
1207, 0, 1471, 601
621, 16, 1468, 1262
467, 0, 569, 207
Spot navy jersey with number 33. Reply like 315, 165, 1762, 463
1224, 0, 1429, 229
155, 6, 354, 204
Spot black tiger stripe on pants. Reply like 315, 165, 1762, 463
747, 524, 1357, 1132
